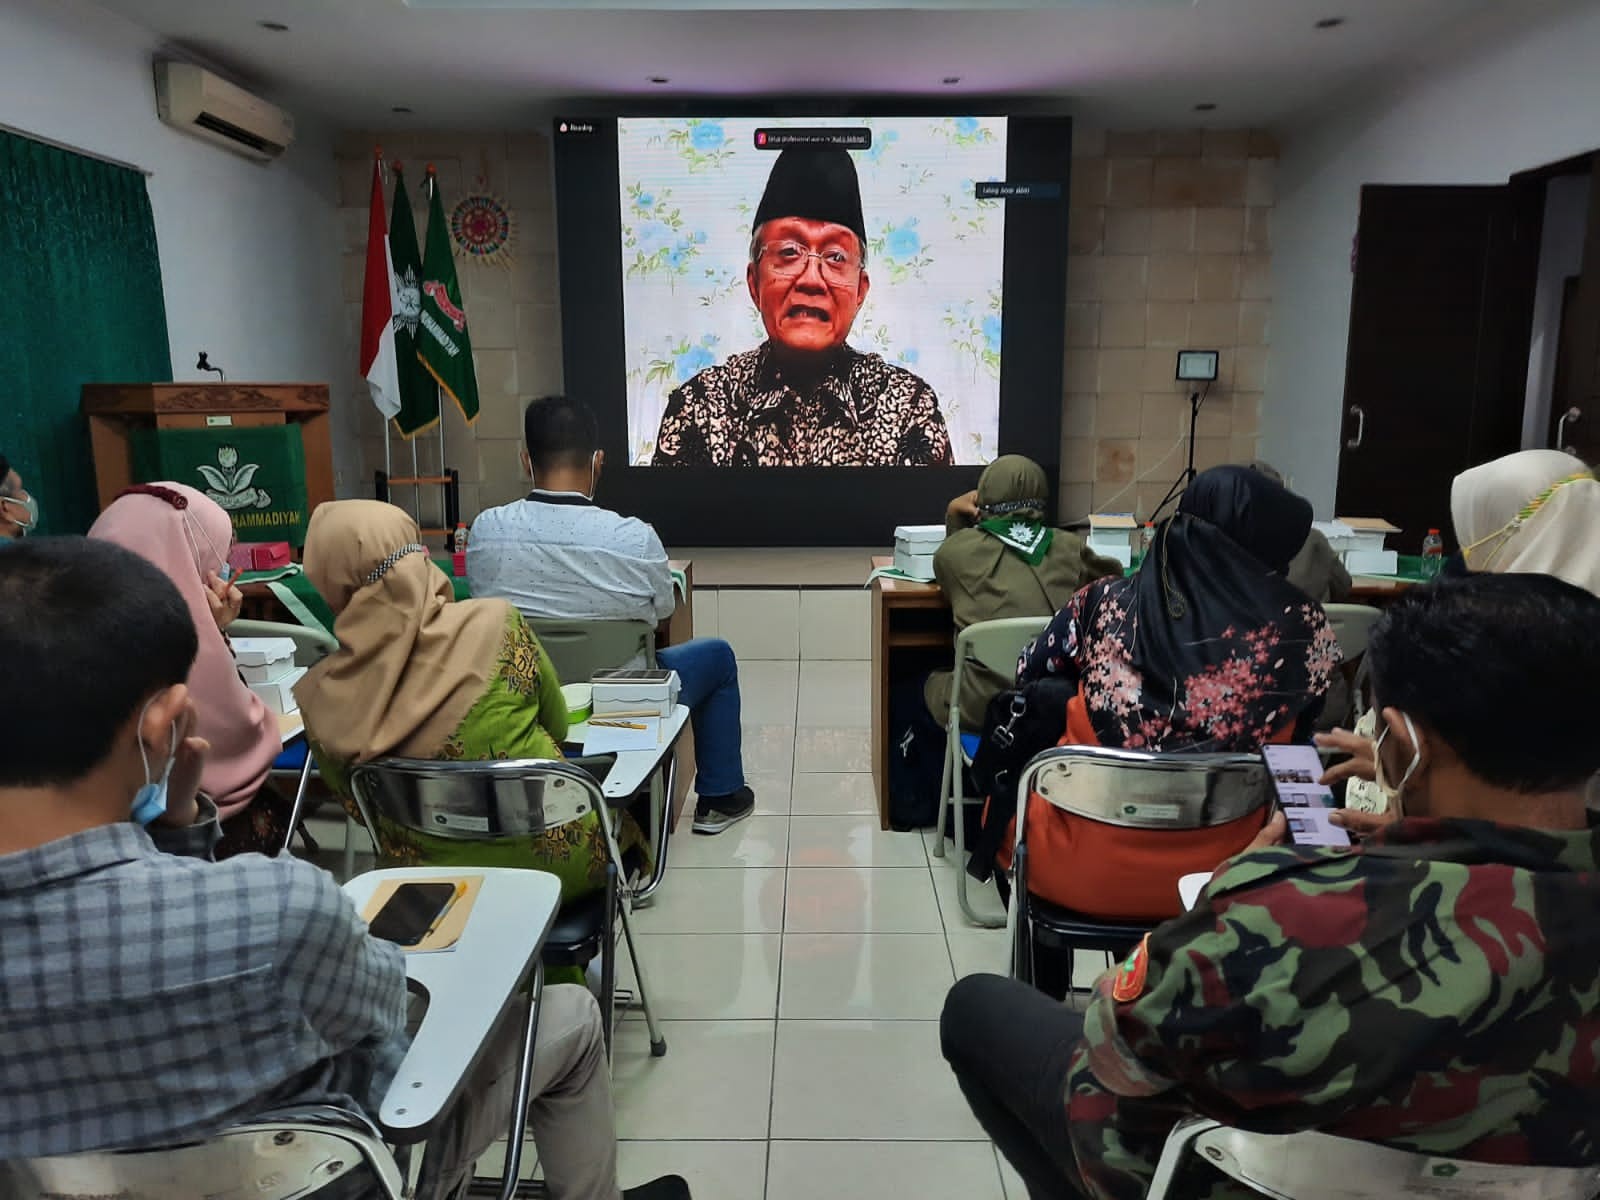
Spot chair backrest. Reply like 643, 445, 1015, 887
1323, 603, 1382, 665
349, 757, 606, 863
0, 1105, 404, 1200
229, 618, 339, 668
1151, 1116, 1600, 1200
1020, 744, 1271, 834
527, 618, 656, 683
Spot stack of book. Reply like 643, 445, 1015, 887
232, 636, 305, 715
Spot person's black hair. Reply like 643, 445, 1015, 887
1368, 572, 1600, 793
0, 537, 198, 787
523, 395, 599, 476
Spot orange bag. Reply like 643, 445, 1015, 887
1003, 694, 1279, 922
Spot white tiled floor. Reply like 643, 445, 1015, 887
612, 655, 1031, 1198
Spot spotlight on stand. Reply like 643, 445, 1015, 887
1149, 350, 1220, 523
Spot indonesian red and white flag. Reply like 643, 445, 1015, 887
359, 154, 402, 420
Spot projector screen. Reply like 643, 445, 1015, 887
551, 108, 1071, 545
614, 117, 1008, 468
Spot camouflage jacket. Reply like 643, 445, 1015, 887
1068, 816, 1600, 1200
651, 342, 953, 467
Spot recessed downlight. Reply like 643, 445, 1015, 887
1315, 16, 1346, 29
256, 19, 289, 31
1193, 102, 1218, 112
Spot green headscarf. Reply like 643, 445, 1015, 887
975, 455, 1054, 565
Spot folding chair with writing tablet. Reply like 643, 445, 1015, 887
930, 615, 1053, 928
1148, 1115, 1600, 1200
527, 616, 678, 903
348, 756, 667, 1059
1008, 744, 1272, 994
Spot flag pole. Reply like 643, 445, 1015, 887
377, 147, 393, 492
431, 168, 448, 537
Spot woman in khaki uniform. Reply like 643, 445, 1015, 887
924, 456, 1122, 728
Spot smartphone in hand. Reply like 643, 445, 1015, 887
1262, 743, 1352, 848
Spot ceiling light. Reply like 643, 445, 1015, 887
1193, 102, 1217, 112
1314, 16, 1346, 29
256, 19, 289, 31
649, 76, 670, 85
391, 105, 413, 114
942, 76, 962, 86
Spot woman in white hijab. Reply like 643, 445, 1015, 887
1451, 449, 1600, 595
1328, 448, 1599, 822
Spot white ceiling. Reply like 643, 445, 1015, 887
92, 0, 1546, 131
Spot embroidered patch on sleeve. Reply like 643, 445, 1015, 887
1111, 933, 1151, 1003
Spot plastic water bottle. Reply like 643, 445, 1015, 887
1421, 529, 1444, 579
451, 523, 469, 578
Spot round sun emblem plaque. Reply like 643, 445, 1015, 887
449, 193, 515, 266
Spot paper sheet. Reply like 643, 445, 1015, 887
582, 715, 663, 754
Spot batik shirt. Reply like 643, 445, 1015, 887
1068, 817, 1600, 1200
651, 342, 953, 467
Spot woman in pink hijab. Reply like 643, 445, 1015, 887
89, 482, 280, 853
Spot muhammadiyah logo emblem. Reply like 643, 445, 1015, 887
197, 445, 273, 511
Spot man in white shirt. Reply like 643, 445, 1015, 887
468, 396, 755, 834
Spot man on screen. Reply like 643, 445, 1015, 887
651, 146, 954, 468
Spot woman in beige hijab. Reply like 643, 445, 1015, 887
1329, 449, 1599, 821
294, 500, 642, 900
1451, 449, 1600, 594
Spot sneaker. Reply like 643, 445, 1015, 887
692, 785, 755, 835
623, 1175, 692, 1200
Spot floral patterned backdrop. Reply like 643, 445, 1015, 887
618, 116, 1008, 465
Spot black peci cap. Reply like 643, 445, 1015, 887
753, 147, 866, 245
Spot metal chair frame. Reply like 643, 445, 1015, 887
930, 615, 1052, 928
348, 756, 666, 1060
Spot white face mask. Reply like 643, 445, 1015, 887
131, 696, 179, 826
1373, 712, 1422, 820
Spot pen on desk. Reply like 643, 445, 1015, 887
590, 719, 648, 730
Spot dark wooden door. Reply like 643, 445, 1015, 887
1336, 184, 1542, 550
1548, 159, 1600, 463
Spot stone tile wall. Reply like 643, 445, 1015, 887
1061, 127, 1277, 521
333, 131, 560, 526
333, 125, 1276, 532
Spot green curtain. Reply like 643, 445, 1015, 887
0, 132, 172, 535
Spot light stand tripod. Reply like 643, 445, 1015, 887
1149, 381, 1210, 524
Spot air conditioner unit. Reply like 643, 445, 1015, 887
154, 61, 295, 162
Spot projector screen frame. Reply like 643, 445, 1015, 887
551, 98, 1072, 546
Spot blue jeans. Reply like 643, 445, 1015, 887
656, 637, 746, 798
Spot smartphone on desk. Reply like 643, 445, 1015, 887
1261, 743, 1351, 848
367, 881, 462, 946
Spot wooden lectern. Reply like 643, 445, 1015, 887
80, 383, 334, 514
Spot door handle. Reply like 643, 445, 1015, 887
1557, 406, 1582, 454
1345, 404, 1366, 450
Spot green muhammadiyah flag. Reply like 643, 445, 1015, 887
417, 169, 480, 423
389, 165, 440, 438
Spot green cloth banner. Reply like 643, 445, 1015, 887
133, 426, 309, 545
389, 166, 439, 439
418, 171, 480, 422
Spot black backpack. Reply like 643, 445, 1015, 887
966, 675, 1075, 881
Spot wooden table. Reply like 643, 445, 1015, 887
1349, 576, 1418, 603
869, 556, 954, 830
